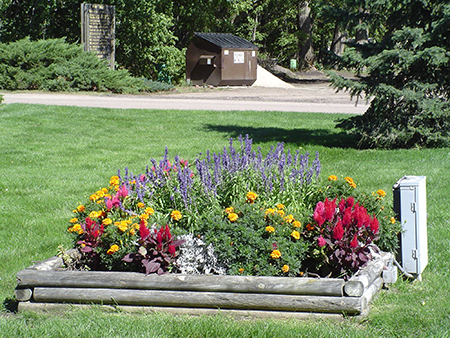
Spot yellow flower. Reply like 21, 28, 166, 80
102, 218, 112, 226
291, 230, 300, 240
225, 207, 234, 214
139, 213, 149, 221
284, 214, 294, 223
145, 207, 154, 215
68, 224, 83, 235
344, 176, 354, 184
282, 265, 289, 273
227, 212, 238, 222
390, 217, 396, 224
276, 209, 285, 217
265, 225, 275, 233
246, 191, 258, 203
89, 211, 100, 219
109, 176, 120, 186
276, 203, 285, 210
328, 175, 338, 181
265, 208, 275, 215
293, 220, 302, 228
137, 202, 145, 208
89, 194, 99, 202
117, 221, 128, 232
376, 189, 386, 197
106, 244, 120, 255
76, 205, 85, 213
69, 218, 78, 224
171, 210, 182, 221
270, 250, 281, 259
349, 182, 357, 188
239, 268, 244, 274
130, 228, 136, 236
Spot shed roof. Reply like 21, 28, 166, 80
194, 33, 258, 49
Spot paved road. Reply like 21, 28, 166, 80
1, 84, 368, 114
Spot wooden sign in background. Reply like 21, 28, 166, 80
81, 3, 115, 68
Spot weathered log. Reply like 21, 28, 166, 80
17, 302, 347, 320
32, 287, 364, 314
26, 249, 79, 271
14, 288, 33, 301
17, 269, 345, 296
344, 252, 393, 297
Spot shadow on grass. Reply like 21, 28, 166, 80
203, 124, 358, 148
3, 297, 18, 313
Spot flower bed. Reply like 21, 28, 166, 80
15, 249, 394, 318
15, 136, 401, 317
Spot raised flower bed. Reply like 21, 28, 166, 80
15, 136, 400, 318
15, 249, 393, 318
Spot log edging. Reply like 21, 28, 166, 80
15, 250, 394, 318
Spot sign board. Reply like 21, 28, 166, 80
233, 52, 245, 64
81, 3, 115, 68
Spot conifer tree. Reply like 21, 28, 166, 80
329, 0, 450, 148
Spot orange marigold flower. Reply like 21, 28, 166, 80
70, 218, 78, 224
117, 221, 128, 232
282, 265, 289, 273
376, 189, 386, 197
276, 209, 285, 217
130, 228, 136, 236
306, 223, 315, 231
171, 210, 182, 221
139, 213, 149, 221
276, 203, 285, 210
76, 205, 85, 213
265, 225, 275, 233
344, 176, 354, 184
227, 212, 238, 222
239, 268, 244, 274
265, 208, 275, 215
102, 218, 112, 226
137, 202, 145, 208
89, 211, 100, 219
284, 214, 294, 223
293, 220, 302, 228
89, 194, 99, 201
349, 182, 357, 188
270, 249, 281, 259
328, 175, 338, 181
246, 191, 258, 203
145, 207, 154, 215
107, 244, 120, 255
109, 176, 120, 186
225, 207, 234, 214
291, 230, 300, 240
390, 217, 396, 224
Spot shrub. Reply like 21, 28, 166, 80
0, 38, 173, 93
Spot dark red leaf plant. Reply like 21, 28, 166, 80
310, 197, 380, 279
122, 221, 185, 275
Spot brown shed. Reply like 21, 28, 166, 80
186, 33, 258, 86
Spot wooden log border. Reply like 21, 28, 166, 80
15, 250, 393, 318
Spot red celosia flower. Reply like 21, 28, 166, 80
139, 220, 150, 240
313, 201, 325, 226
333, 219, 344, 241
324, 198, 336, 222
370, 216, 379, 234
350, 234, 358, 248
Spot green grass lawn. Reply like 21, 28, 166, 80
1, 103, 449, 337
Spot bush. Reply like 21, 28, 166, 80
66, 136, 399, 278
0, 38, 173, 93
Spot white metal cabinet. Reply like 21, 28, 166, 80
393, 176, 428, 280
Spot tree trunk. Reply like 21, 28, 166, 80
298, 1, 314, 67
331, 23, 347, 55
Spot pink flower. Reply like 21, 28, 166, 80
318, 236, 326, 247
118, 185, 128, 198
313, 201, 325, 226
105, 197, 113, 210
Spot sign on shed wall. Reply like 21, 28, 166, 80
81, 3, 115, 69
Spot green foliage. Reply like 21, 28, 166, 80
330, 1, 450, 149
0, 38, 173, 93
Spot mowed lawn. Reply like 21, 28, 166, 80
0, 102, 449, 337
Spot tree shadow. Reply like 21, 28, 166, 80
203, 124, 358, 148
3, 297, 18, 313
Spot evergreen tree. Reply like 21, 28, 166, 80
329, 0, 450, 148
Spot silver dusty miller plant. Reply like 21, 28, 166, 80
174, 234, 226, 275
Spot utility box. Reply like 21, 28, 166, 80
186, 33, 258, 86
393, 176, 428, 280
